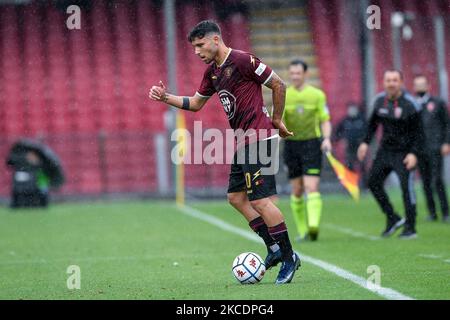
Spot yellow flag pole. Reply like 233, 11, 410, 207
175, 112, 186, 207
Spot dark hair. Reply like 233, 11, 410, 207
384, 69, 403, 80
289, 59, 308, 72
188, 20, 221, 42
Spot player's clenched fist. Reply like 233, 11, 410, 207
149, 81, 167, 102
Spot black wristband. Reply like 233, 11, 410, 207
182, 97, 190, 110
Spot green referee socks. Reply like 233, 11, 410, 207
307, 192, 322, 231
290, 195, 308, 238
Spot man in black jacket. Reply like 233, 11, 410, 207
358, 70, 424, 239
413, 75, 450, 222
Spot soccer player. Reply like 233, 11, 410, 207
149, 20, 300, 284
413, 75, 450, 222
282, 59, 332, 241
357, 70, 423, 239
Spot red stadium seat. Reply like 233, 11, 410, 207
0, 0, 253, 198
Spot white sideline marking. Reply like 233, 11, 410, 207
418, 254, 450, 264
418, 254, 443, 260
178, 205, 414, 300
0, 255, 154, 266
323, 223, 381, 241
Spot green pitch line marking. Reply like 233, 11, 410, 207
177, 204, 415, 300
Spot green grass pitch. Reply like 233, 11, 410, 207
0, 190, 449, 300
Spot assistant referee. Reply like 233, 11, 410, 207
358, 69, 424, 239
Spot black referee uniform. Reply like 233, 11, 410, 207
416, 94, 449, 221
364, 91, 424, 237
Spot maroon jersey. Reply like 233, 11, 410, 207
197, 49, 276, 143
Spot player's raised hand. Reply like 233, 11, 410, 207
357, 143, 368, 162
403, 153, 417, 170
149, 81, 167, 102
272, 120, 293, 138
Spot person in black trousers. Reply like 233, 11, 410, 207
413, 75, 450, 223
358, 70, 424, 239
334, 102, 367, 171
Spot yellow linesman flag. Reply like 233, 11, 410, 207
326, 152, 360, 201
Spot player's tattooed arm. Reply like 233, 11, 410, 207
189, 94, 209, 112
149, 81, 208, 112
264, 72, 286, 122
264, 72, 293, 138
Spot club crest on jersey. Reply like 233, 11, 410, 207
219, 90, 236, 120
296, 105, 304, 114
394, 107, 402, 118
224, 67, 233, 78
426, 102, 435, 112
255, 179, 264, 186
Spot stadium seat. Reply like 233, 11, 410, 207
0, 0, 252, 198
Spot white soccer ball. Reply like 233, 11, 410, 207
231, 252, 266, 284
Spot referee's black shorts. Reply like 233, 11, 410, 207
227, 138, 278, 201
283, 138, 323, 179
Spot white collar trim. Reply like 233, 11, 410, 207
217, 48, 232, 68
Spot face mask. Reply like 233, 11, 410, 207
416, 91, 427, 98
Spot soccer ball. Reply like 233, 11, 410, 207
231, 252, 266, 284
